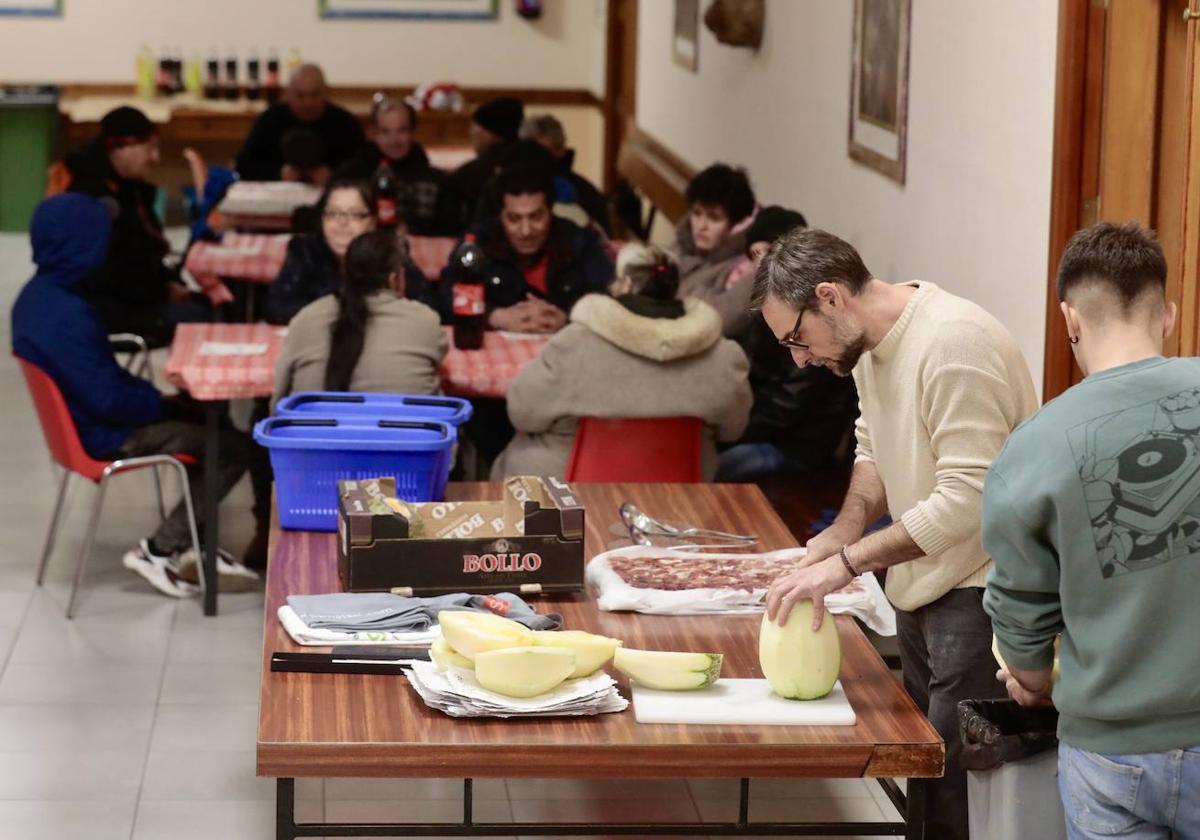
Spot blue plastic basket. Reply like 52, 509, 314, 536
253, 417, 456, 531
274, 392, 473, 428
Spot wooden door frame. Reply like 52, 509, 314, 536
603, 0, 639, 194
1043, 0, 1106, 401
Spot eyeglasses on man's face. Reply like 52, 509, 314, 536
778, 307, 810, 351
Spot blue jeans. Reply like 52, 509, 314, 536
1059, 741, 1200, 839
715, 443, 797, 482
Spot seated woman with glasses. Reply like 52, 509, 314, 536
490, 244, 752, 481
265, 177, 428, 324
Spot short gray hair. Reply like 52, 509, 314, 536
519, 114, 567, 153
751, 228, 873, 311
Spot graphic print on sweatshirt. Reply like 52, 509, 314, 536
1068, 385, 1200, 579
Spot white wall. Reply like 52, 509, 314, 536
0, 0, 608, 94
637, 0, 1058, 393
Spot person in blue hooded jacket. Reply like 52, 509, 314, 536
12, 194, 257, 598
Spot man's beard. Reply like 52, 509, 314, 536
824, 317, 866, 377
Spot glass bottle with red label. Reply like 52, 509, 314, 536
452, 234, 487, 350
373, 162, 399, 229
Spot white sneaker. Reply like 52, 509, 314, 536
176, 547, 261, 593
122, 540, 201, 598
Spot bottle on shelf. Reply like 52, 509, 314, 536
223, 48, 240, 101
204, 48, 220, 100
172, 47, 186, 94
451, 235, 488, 351
135, 45, 156, 99
245, 49, 261, 101
184, 51, 203, 96
156, 46, 172, 97
286, 47, 302, 82
265, 48, 281, 104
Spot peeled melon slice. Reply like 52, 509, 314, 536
430, 636, 474, 672
612, 648, 723, 690
438, 610, 534, 661
474, 645, 576, 698
531, 630, 622, 677
759, 601, 841, 700
992, 634, 1061, 684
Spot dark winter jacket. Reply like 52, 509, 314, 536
556, 149, 610, 235
235, 102, 366, 181
737, 318, 859, 470
266, 233, 430, 325
450, 141, 510, 221
436, 216, 614, 322
12, 194, 166, 458
65, 140, 175, 308
336, 142, 464, 236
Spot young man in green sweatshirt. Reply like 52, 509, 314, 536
983, 222, 1200, 839
755, 228, 1039, 840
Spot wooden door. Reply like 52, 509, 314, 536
1175, 0, 1200, 355
1043, 0, 1200, 399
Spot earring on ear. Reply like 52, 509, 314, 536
1069, 335, 1079, 345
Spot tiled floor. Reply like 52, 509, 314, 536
0, 231, 903, 838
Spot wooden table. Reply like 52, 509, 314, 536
257, 482, 943, 838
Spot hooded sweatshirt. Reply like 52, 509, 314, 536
12, 194, 165, 458
490, 294, 751, 480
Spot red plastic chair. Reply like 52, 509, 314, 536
565, 417, 704, 483
16, 356, 202, 618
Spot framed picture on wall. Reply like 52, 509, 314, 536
0, 0, 61, 16
848, 0, 911, 184
673, 0, 700, 72
318, 0, 497, 20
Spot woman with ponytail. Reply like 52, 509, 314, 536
272, 230, 447, 407
491, 243, 752, 480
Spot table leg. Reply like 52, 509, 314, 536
203, 401, 220, 616
276, 778, 295, 840
904, 778, 927, 840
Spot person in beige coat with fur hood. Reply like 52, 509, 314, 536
491, 244, 752, 480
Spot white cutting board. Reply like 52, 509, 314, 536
631, 679, 856, 726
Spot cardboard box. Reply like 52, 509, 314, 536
337, 475, 585, 595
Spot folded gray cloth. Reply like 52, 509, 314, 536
285, 592, 563, 634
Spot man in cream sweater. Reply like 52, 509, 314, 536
756, 229, 1038, 840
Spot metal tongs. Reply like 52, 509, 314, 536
619, 501, 757, 549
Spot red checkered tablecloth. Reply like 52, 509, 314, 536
438, 327, 548, 399
185, 234, 291, 305
164, 323, 287, 401
408, 236, 456, 283
167, 323, 546, 402
186, 234, 455, 306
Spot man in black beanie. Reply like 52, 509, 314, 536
451, 96, 524, 219
65, 106, 211, 346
